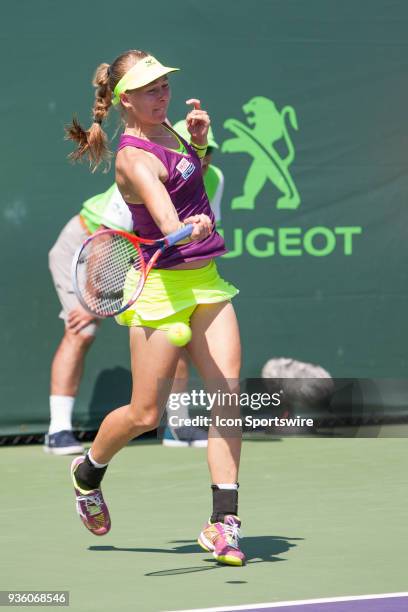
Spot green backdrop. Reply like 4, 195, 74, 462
1, 0, 407, 433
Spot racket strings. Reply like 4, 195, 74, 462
77, 234, 144, 316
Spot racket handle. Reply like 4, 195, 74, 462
164, 224, 194, 247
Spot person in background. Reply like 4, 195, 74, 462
161, 120, 225, 448
45, 185, 133, 455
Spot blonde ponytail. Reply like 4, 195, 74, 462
65, 62, 113, 172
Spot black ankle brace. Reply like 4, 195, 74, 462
210, 484, 239, 523
75, 454, 108, 490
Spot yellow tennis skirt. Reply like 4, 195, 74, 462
115, 260, 239, 331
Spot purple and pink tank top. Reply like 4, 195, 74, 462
117, 125, 227, 269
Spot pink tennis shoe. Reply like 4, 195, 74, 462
198, 515, 245, 566
70, 456, 111, 536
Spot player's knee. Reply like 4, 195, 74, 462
139, 412, 161, 432
128, 405, 161, 433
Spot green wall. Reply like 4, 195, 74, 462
1, 0, 407, 432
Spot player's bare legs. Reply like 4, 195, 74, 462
188, 301, 245, 565
73, 303, 240, 467
163, 350, 208, 447
88, 326, 183, 463
171, 350, 189, 393
188, 301, 242, 483
71, 326, 182, 534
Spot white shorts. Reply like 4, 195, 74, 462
48, 215, 100, 336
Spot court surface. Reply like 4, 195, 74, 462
167, 593, 408, 611
1, 438, 407, 611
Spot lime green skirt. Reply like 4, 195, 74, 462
115, 260, 238, 330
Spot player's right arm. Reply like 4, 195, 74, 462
116, 148, 211, 241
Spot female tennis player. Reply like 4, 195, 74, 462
66, 49, 244, 566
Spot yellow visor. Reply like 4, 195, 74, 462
112, 55, 179, 106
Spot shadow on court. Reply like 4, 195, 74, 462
89, 534, 302, 575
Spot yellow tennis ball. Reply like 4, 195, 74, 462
166, 322, 192, 347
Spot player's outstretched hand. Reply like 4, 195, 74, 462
67, 305, 97, 334
184, 214, 212, 241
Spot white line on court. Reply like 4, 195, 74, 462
164, 592, 408, 612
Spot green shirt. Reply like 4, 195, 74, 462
204, 165, 224, 223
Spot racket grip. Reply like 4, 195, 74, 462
165, 224, 194, 247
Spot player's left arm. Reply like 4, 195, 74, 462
185, 99, 210, 166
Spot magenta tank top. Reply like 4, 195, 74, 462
117, 125, 227, 269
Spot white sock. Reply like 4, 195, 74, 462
88, 449, 109, 469
216, 483, 239, 490
49, 395, 75, 434
165, 392, 189, 423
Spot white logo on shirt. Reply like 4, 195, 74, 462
176, 158, 195, 180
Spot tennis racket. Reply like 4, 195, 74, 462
72, 224, 193, 318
